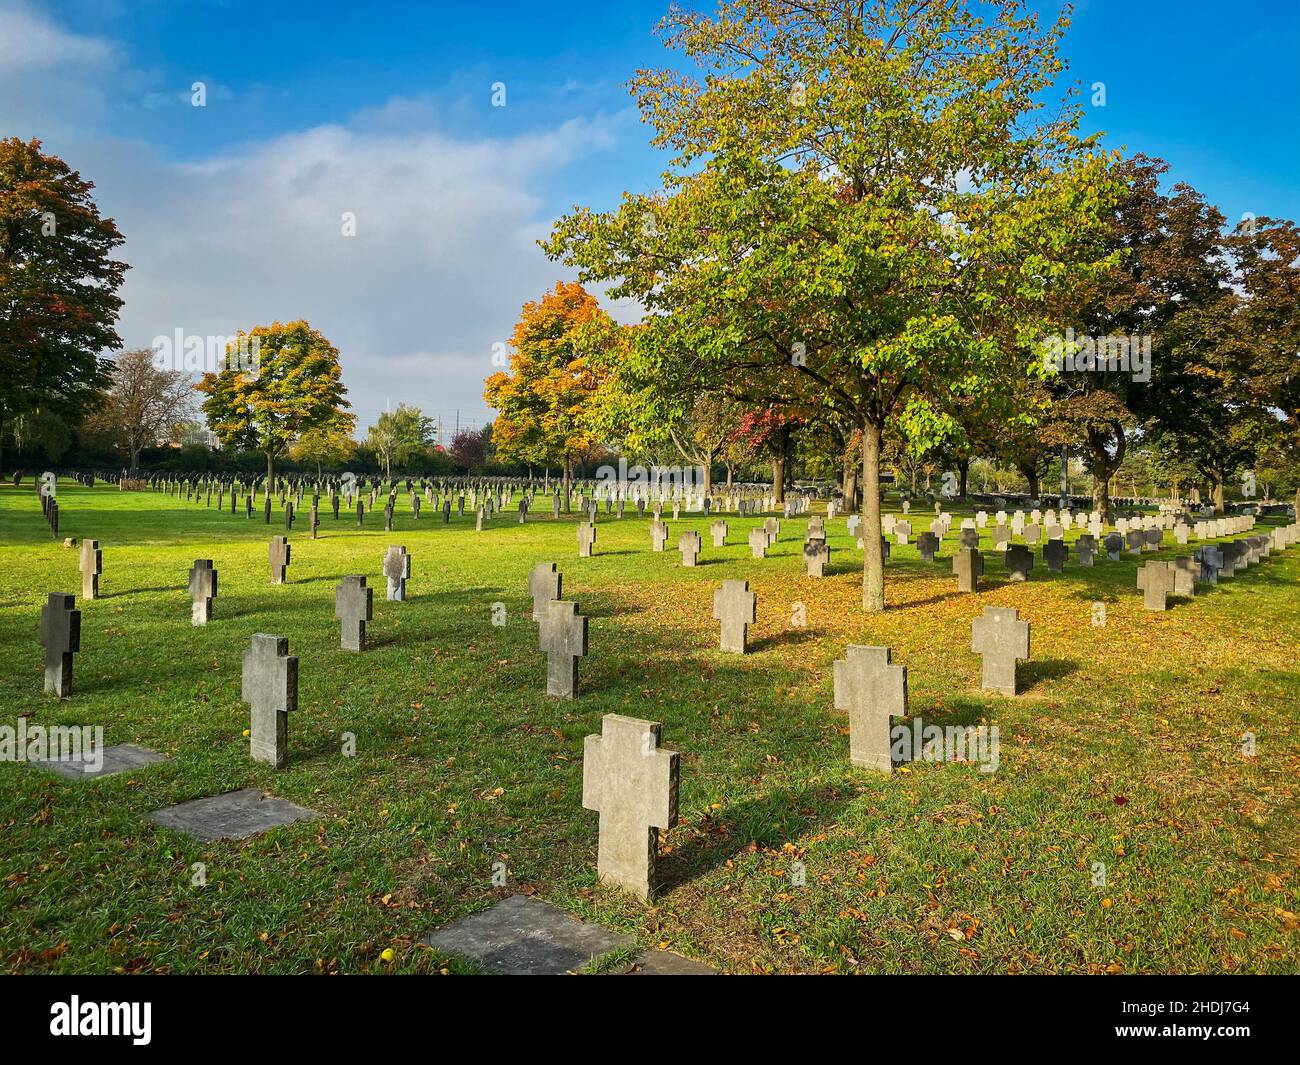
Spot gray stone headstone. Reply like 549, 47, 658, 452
916, 531, 939, 561
1137, 561, 1175, 611
1104, 532, 1124, 560
971, 606, 1030, 696
710, 520, 727, 547
713, 579, 756, 654
540, 600, 587, 698
188, 559, 218, 625
582, 714, 679, 901
748, 527, 768, 559
241, 634, 298, 768
382, 544, 411, 601
1075, 535, 1096, 567
679, 530, 701, 567
149, 788, 319, 841
577, 522, 597, 558
804, 540, 829, 576
40, 592, 80, 697
269, 535, 291, 584
528, 562, 561, 621
650, 520, 668, 552
953, 547, 984, 592
79, 539, 102, 600
1043, 539, 1068, 573
1004, 544, 1033, 581
335, 575, 373, 652
833, 645, 907, 773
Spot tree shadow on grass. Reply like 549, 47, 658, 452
1018, 658, 1079, 692
749, 627, 823, 653
657, 784, 852, 896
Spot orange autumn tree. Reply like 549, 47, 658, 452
484, 282, 613, 510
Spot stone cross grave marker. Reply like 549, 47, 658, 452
1171, 556, 1197, 597
529, 562, 562, 621
804, 540, 829, 577
269, 536, 291, 584
679, 530, 701, 567
241, 634, 298, 769
1075, 535, 1096, 567
971, 606, 1030, 696
917, 531, 939, 561
748, 527, 768, 559
335, 575, 373, 651
764, 516, 781, 544
713, 579, 756, 653
188, 559, 218, 625
650, 520, 668, 552
953, 547, 984, 592
577, 522, 597, 558
710, 520, 727, 547
582, 713, 679, 901
1195, 545, 1222, 584
1005, 544, 1033, 581
1104, 532, 1124, 560
40, 592, 80, 697
540, 600, 588, 698
1043, 539, 1068, 573
833, 645, 907, 773
1136, 561, 1175, 611
894, 520, 912, 545
79, 540, 102, 600
382, 545, 411, 601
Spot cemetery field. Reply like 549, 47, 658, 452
1, 482, 1297, 975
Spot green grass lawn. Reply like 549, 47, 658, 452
1, 480, 1296, 974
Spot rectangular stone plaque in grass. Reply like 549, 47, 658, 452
148, 788, 320, 841
37, 743, 168, 781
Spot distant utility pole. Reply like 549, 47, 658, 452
455, 410, 460, 438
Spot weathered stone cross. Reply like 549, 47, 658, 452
650, 520, 668, 552
528, 562, 562, 621
269, 535, 291, 584
713, 579, 756, 653
678, 530, 701, 567
335, 574, 373, 651
577, 521, 597, 558
804, 540, 829, 577
540, 600, 588, 698
833, 645, 908, 773
40, 592, 80, 697
79, 539, 102, 599
241, 633, 298, 769
953, 546, 984, 592
1137, 561, 1175, 611
188, 559, 218, 625
710, 519, 727, 547
581, 713, 679, 901
382, 544, 411, 601
971, 606, 1030, 696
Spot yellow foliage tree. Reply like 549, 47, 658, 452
483, 282, 611, 509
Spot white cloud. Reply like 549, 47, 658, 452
1, 4, 631, 436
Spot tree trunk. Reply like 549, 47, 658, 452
772, 453, 785, 504
702, 448, 713, 496
957, 457, 969, 501
1213, 473, 1225, 515
861, 420, 885, 612
1091, 473, 1110, 523
266, 451, 274, 490
842, 462, 859, 514
562, 453, 572, 513
725, 463, 734, 488
130, 443, 141, 476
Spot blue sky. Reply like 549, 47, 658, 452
4, 0, 1297, 436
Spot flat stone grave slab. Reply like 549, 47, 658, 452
37, 743, 169, 781
423, 894, 714, 975
149, 788, 320, 841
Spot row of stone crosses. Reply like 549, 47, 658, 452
37, 521, 1300, 905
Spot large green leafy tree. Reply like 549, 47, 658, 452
198, 320, 353, 484
366, 404, 433, 478
546, 0, 1119, 610
0, 138, 127, 471
1050, 156, 1230, 519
